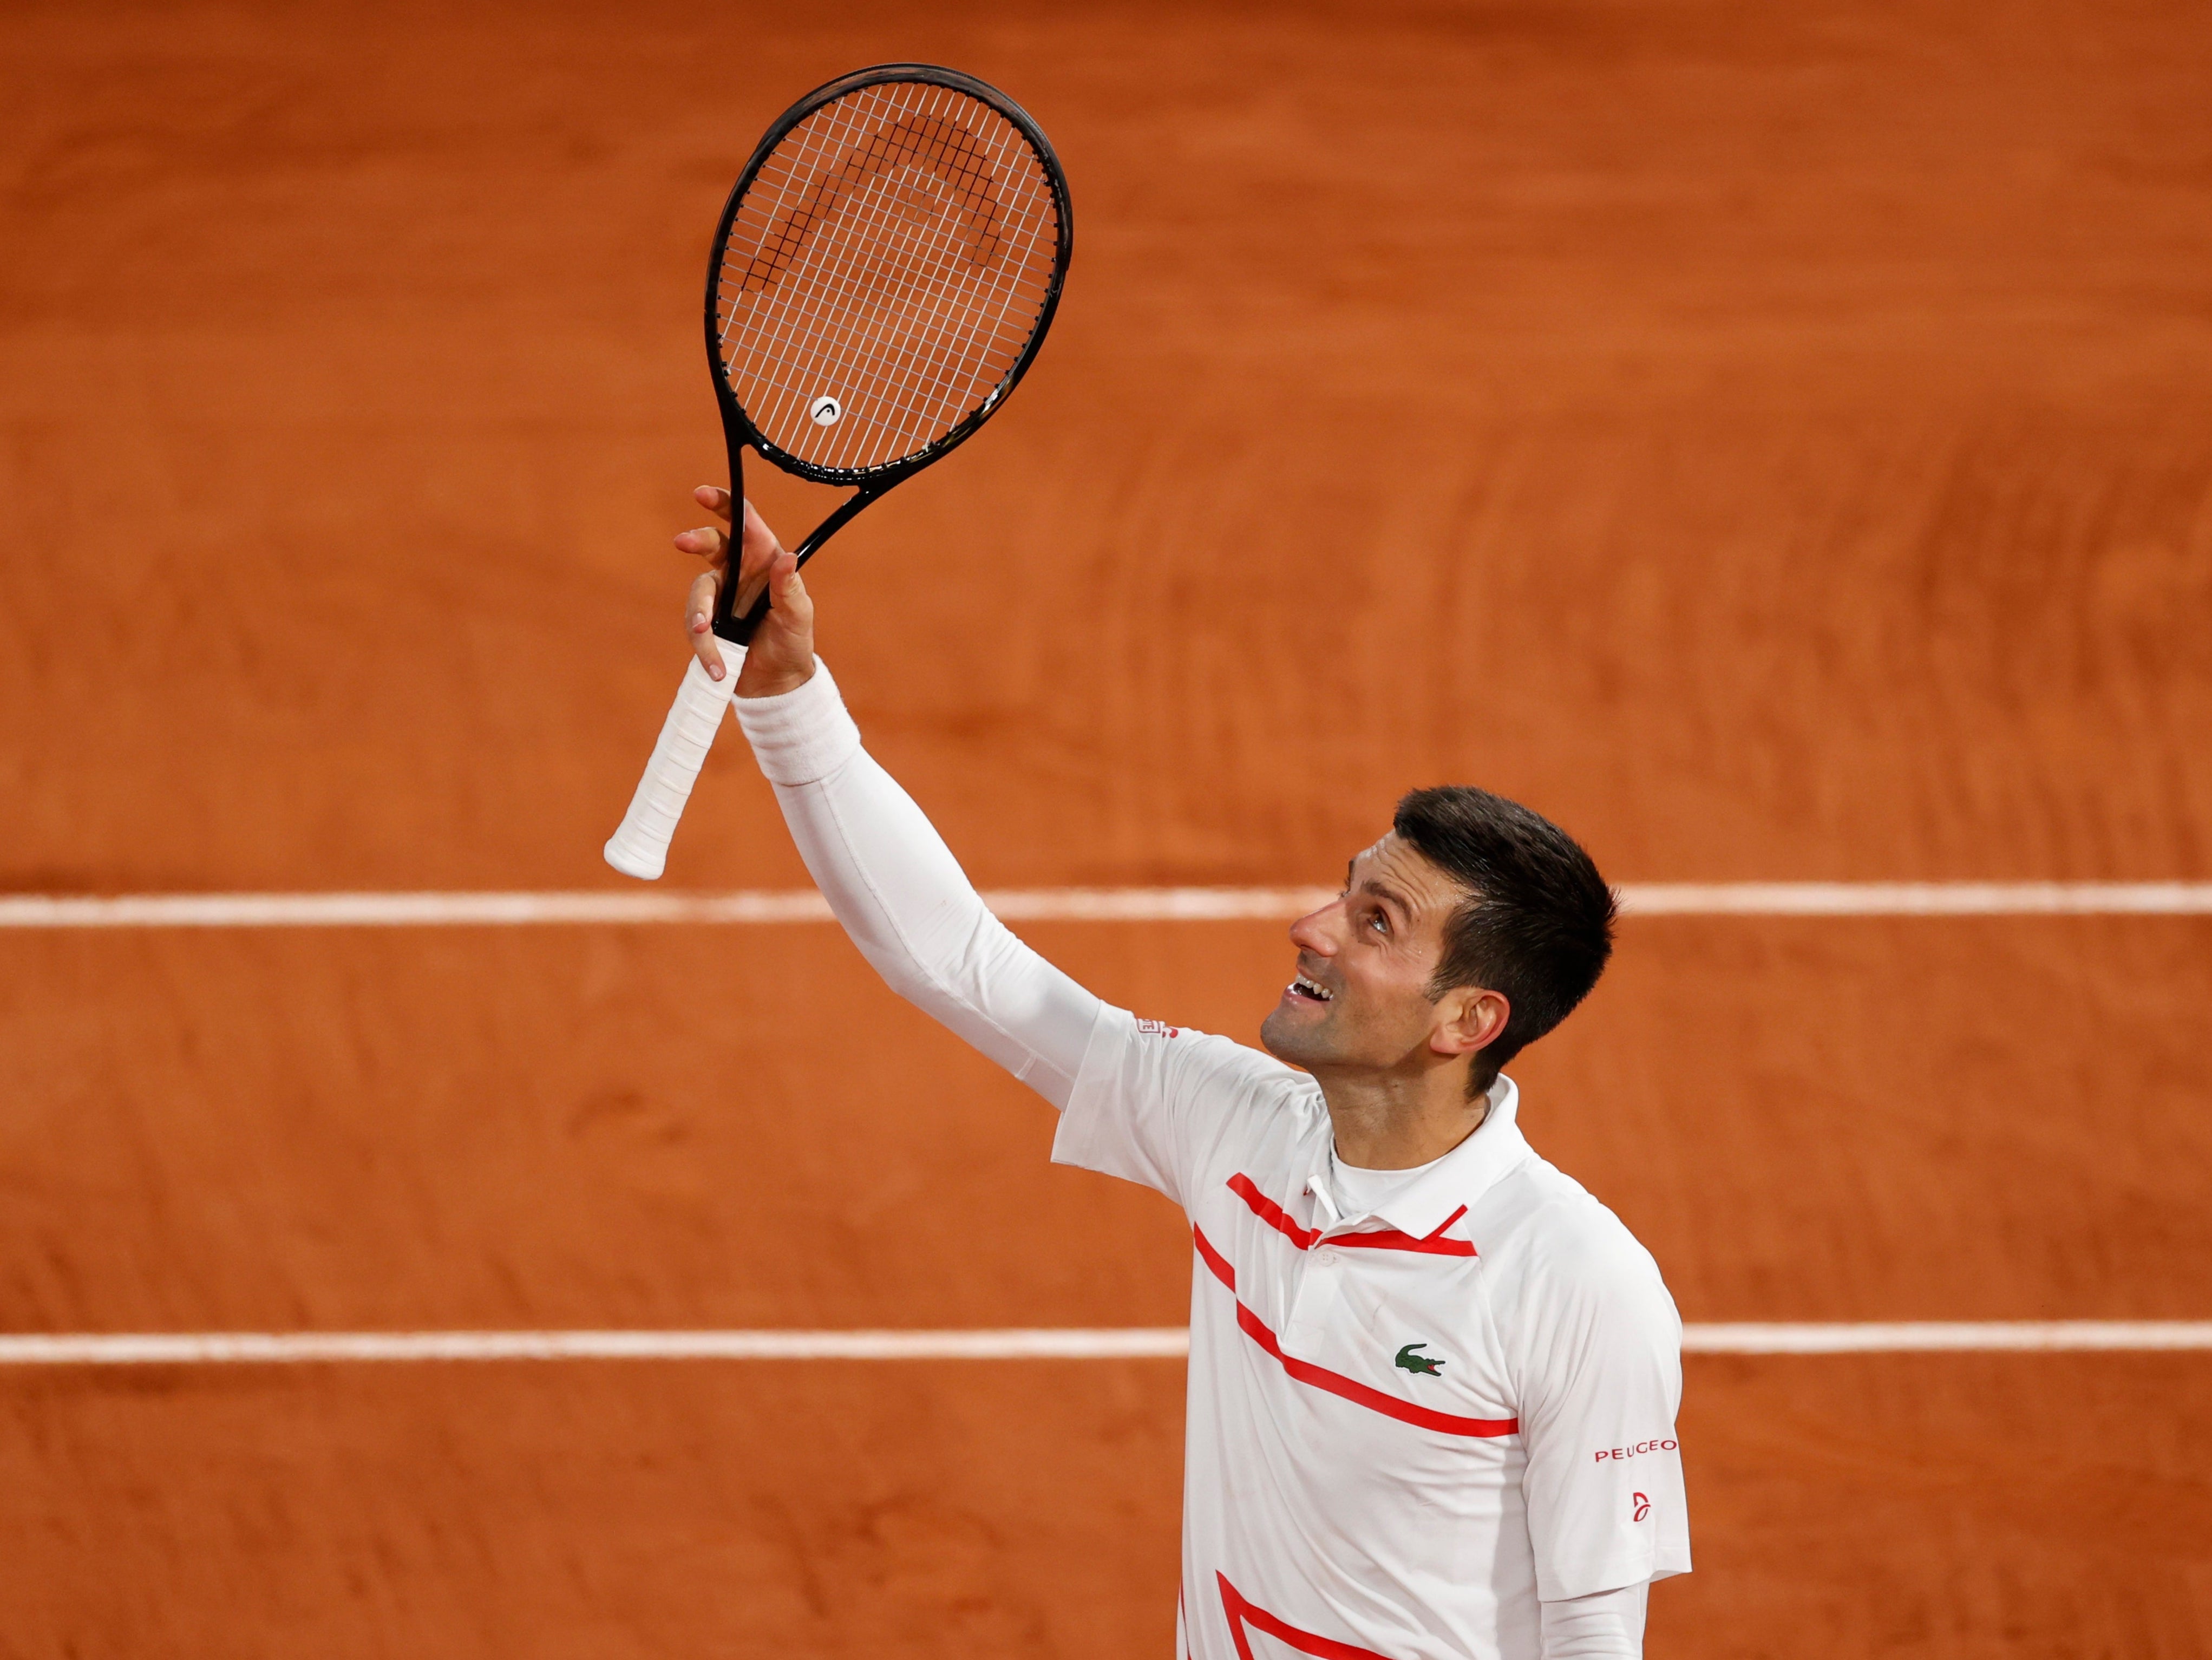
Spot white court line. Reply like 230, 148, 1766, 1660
2, 884, 2210, 929
1, 1323, 2208, 1365
1679, 1322, 2212, 1354
0, 1329, 1193, 1365
1618, 883, 2212, 916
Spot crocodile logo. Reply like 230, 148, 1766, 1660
1395, 1343, 1445, 1376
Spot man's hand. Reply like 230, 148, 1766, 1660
676, 486, 816, 699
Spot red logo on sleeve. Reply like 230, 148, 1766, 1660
1136, 1019, 1182, 1037
1594, 1438, 1677, 1463
1632, 1493, 1651, 1522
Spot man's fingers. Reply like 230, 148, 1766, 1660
674, 525, 730, 568
673, 492, 781, 680
686, 568, 720, 626
686, 570, 727, 680
736, 500, 782, 577
770, 550, 811, 620
762, 550, 814, 645
729, 498, 787, 616
741, 498, 778, 555
730, 546, 817, 700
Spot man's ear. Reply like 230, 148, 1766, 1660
1430, 986, 1509, 1058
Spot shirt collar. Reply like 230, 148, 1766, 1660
1311, 1075, 1532, 1241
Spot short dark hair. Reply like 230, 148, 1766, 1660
1393, 786, 1617, 1092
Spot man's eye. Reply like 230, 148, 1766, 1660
1368, 909, 1389, 934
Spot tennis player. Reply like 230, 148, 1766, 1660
680, 491, 1691, 1660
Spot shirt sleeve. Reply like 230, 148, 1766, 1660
1503, 1201, 1692, 1601
730, 660, 1105, 1109
1051, 1006, 1304, 1212
1538, 1580, 1649, 1659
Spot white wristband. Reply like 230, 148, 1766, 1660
731, 658, 862, 787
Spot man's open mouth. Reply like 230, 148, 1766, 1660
1287, 973, 1333, 1003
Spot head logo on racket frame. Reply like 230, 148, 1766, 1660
704, 63, 1074, 644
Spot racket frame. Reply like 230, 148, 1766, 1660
703, 63, 1074, 643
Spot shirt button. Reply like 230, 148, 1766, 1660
1313, 1246, 1336, 1262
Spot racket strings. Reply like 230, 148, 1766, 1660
734, 113, 1007, 291
715, 80, 1061, 474
739, 86, 1047, 454
725, 86, 1048, 467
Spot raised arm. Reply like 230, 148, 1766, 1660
678, 488, 1103, 1108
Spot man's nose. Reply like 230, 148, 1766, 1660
1288, 903, 1339, 956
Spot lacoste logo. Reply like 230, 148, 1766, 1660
1632, 1493, 1652, 1522
1395, 1343, 1445, 1376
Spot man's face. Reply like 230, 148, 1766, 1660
1260, 832, 1488, 1078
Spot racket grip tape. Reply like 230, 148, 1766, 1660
603, 648, 745, 880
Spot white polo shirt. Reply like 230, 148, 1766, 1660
729, 658, 1690, 1658
1054, 1012, 1691, 1660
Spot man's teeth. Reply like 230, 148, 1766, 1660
1293, 974, 1333, 1002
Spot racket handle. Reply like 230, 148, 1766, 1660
603, 648, 745, 880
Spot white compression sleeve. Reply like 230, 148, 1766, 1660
1539, 1581, 1649, 1660
730, 661, 1103, 1109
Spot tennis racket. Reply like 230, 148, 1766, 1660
605, 64, 1073, 879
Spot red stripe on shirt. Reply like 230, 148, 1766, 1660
1189, 1224, 1519, 1440
1333, 1230, 1476, 1257
1228, 1173, 1321, 1248
1228, 1177, 1477, 1256
1218, 1571, 1397, 1660
1193, 1221, 1238, 1291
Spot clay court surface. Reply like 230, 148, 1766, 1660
4, 0, 2211, 1654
